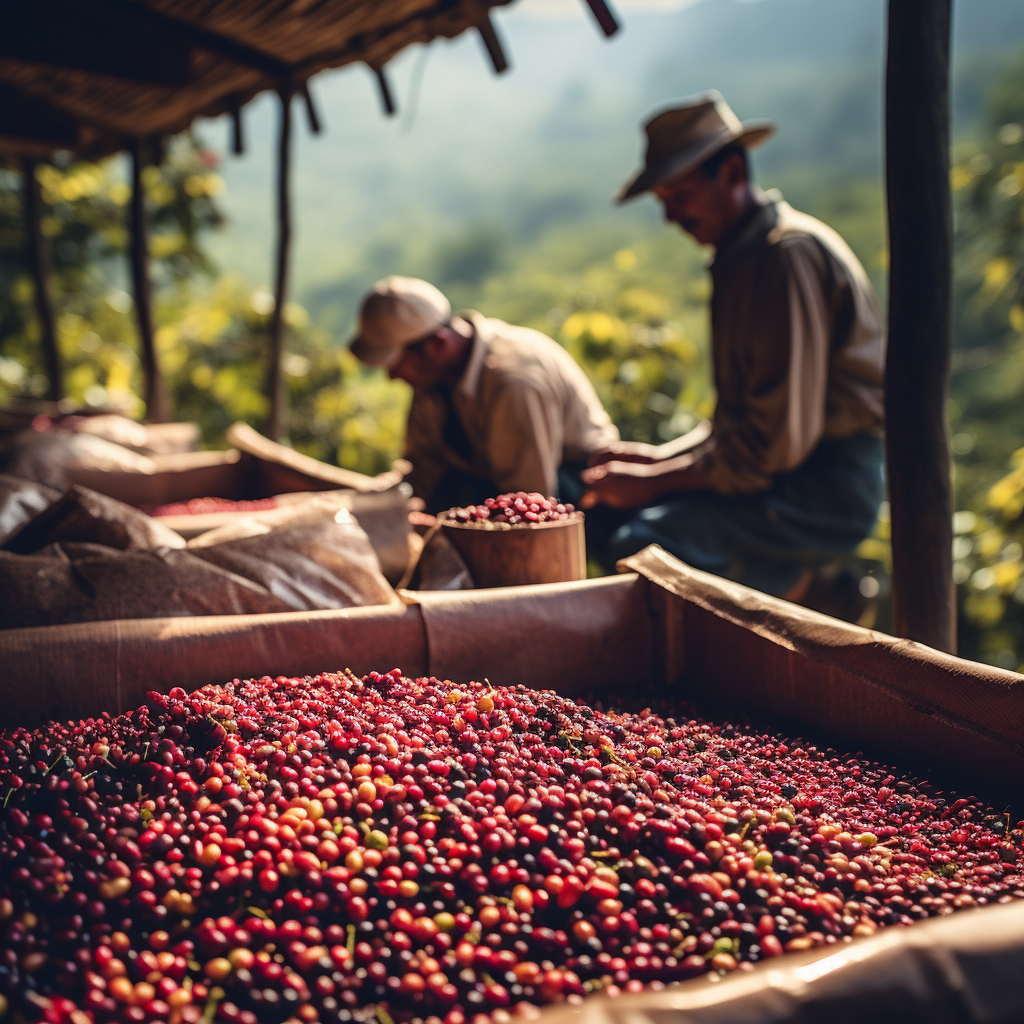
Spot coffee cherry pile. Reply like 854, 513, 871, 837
143, 497, 280, 518
2, 671, 1023, 1024
448, 494, 575, 526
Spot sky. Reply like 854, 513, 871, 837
516, 0, 698, 15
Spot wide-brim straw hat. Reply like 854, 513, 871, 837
616, 90, 775, 203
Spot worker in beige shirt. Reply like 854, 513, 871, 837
583, 92, 885, 602
350, 277, 619, 513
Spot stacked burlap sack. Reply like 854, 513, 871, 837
0, 479, 400, 627
0, 413, 475, 621
0, 413, 201, 490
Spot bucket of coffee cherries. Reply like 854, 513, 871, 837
438, 492, 585, 588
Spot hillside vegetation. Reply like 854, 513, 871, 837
1, 0, 1024, 663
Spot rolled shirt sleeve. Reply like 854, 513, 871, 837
693, 235, 834, 495
483, 382, 563, 496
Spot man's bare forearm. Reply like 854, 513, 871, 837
641, 453, 715, 498
654, 420, 713, 460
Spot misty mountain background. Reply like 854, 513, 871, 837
194, 0, 1024, 338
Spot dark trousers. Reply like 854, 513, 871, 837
586, 432, 885, 596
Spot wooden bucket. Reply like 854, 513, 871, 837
437, 511, 586, 588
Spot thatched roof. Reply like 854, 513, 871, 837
0, 0, 524, 158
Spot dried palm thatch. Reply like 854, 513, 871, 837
0, 0, 618, 157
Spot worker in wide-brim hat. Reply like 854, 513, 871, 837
350, 276, 618, 512
583, 92, 886, 615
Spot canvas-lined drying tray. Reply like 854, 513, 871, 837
3, 544, 1023, 779
65, 422, 405, 506
1, 420, 406, 507
4, 545, 1024, 1020
1, 420, 416, 587
150, 486, 415, 587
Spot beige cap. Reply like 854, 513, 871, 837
349, 276, 452, 367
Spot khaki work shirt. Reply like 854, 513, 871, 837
404, 312, 619, 502
691, 193, 886, 495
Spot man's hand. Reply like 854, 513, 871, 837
582, 448, 713, 509
580, 460, 660, 509
588, 441, 661, 467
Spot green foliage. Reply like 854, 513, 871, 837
853, 50, 1024, 663
0, 137, 224, 413
161, 279, 406, 475
446, 232, 712, 446
946, 53, 1024, 667
0, 142, 405, 474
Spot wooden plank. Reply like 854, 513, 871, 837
884, 0, 955, 652
21, 159, 63, 403
416, 574, 652, 696
226, 421, 403, 493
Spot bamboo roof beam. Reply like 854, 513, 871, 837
372, 66, 398, 117
301, 82, 323, 135
229, 94, 246, 156
0, 84, 82, 151
462, 1, 510, 75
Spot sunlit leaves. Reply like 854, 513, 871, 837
0, 136, 225, 410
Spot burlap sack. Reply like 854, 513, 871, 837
0, 473, 60, 546
0, 542, 289, 627
156, 487, 415, 587
187, 496, 397, 611
4, 485, 185, 553
0, 427, 156, 490
0, 491, 397, 629
50, 414, 199, 455
278, 486, 412, 586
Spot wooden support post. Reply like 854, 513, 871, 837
884, 0, 955, 653
266, 87, 293, 442
582, 0, 620, 37
129, 137, 168, 423
22, 159, 63, 404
